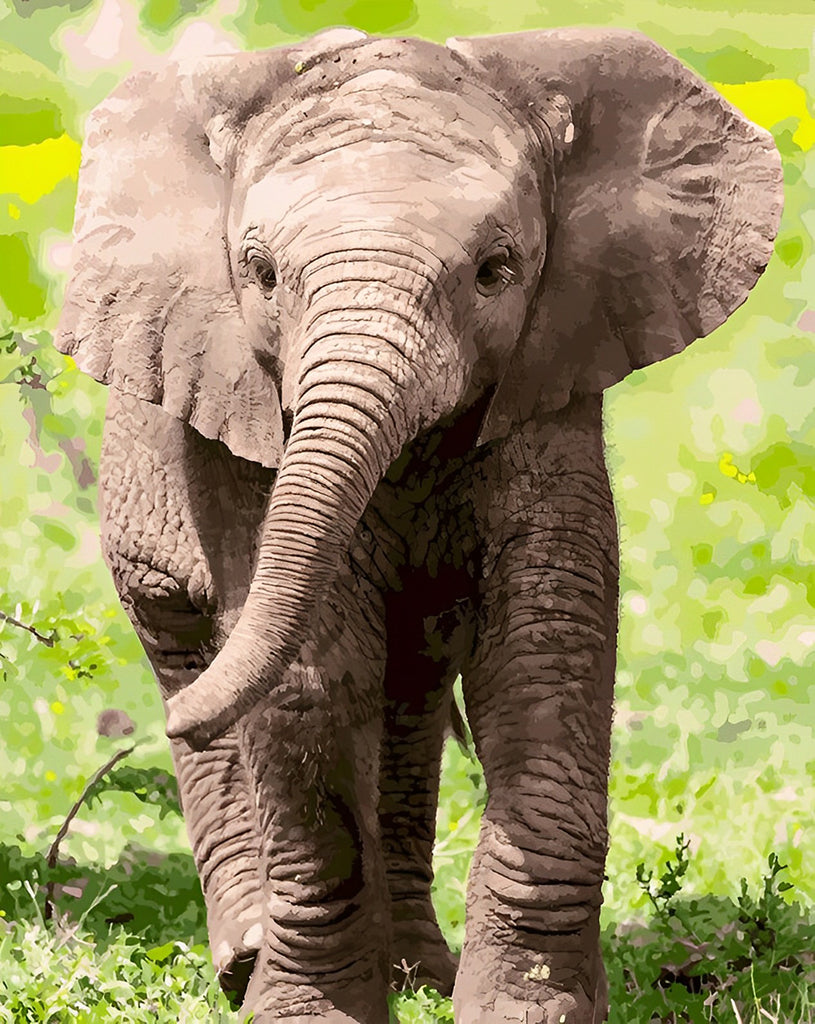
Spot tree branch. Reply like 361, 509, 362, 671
44, 744, 136, 922
0, 609, 55, 647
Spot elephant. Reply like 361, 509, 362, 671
55, 26, 782, 1024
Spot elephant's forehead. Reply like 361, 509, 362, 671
234, 72, 541, 264
238, 142, 535, 268
241, 67, 533, 181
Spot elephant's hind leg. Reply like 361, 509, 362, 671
379, 685, 459, 996
378, 578, 468, 997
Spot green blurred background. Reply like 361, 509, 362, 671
0, 0, 813, 955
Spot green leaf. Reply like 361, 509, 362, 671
34, 518, 77, 552
145, 940, 178, 962
0, 234, 48, 323
0, 94, 62, 146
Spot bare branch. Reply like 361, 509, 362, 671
44, 744, 136, 922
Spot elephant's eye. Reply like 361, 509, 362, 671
475, 252, 518, 297
249, 256, 277, 297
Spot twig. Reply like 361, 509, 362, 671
0, 609, 55, 647
44, 745, 135, 921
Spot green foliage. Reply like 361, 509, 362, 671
676, 42, 777, 84
0, 919, 236, 1022
752, 441, 815, 507
1, 848, 810, 1023
607, 844, 815, 1024
390, 985, 455, 1023
0, 235, 48, 319
87, 766, 181, 821
0, 93, 63, 145
246, 0, 418, 35
432, 691, 487, 950
0, 842, 206, 945
140, 0, 215, 34
636, 834, 693, 918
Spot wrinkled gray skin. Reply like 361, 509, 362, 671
57, 27, 782, 1024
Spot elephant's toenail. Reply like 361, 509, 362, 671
242, 922, 264, 948
213, 940, 232, 968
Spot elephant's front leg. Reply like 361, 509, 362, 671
99, 390, 272, 1003
110, 606, 267, 1004
141, 657, 267, 1003
237, 577, 390, 1024
456, 399, 617, 1024
169, 727, 264, 996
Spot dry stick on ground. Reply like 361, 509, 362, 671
0, 609, 55, 647
44, 745, 136, 921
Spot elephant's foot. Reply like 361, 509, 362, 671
242, 1000, 389, 1024
244, 1011, 378, 1024
454, 963, 608, 1024
390, 899, 458, 995
241, 972, 389, 1024
454, 991, 602, 1024
211, 915, 264, 1004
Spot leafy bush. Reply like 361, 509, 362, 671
0, 917, 236, 1023
391, 985, 456, 1023
4, 838, 811, 1023
606, 839, 815, 1024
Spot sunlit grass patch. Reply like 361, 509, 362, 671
0, 915, 236, 1022
2, 727, 813, 1022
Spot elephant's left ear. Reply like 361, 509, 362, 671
449, 30, 784, 440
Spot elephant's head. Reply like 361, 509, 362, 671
57, 28, 782, 748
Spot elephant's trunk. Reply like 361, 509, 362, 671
165, 282, 461, 747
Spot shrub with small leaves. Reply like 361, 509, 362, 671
390, 985, 455, 1024
636, 833, 692, 918
87, 766, 181, 821
607, 841, 815, 1023
0, 918, 237, 1022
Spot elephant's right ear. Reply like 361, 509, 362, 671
55, 57, 291, 467
56, 31, 367, 468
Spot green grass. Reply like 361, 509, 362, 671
605, 842, 815, 1023
2, 821, 813, 1022
0, 920, 235, 1022
1, 730, 812, 1022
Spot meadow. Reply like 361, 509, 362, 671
0, 0, 813, 1019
